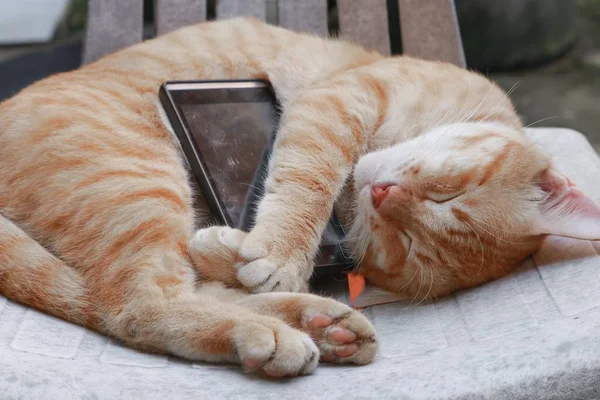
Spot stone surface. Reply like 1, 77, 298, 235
2, 128, 600, 399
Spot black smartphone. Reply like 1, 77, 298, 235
159, 80, 353, 276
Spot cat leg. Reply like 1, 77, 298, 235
188, 225, 247, 289
0, 213, 98, 328
107, 286, 321, 377
234, 291, 378, 365
74, 236, 319, 377
195, 282, 378, 366
236, 82, 382, 293
189, 229, 377, 365
0, 214, 319, 377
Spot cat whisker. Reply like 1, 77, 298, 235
467, 214, 532, 236
405, 266, 425, 309
410, 91, 469, 161
431, 79, 473, 130
524, 116, 559, 128
239, 182, 265, 193
408, 267, 435, 309
392, 263, 420, 295
438, 104, 456, 130
466, 212, 540, 245
461, 218, 485, 275
422, 268, 435, 304
418, 122, 452, 160
429, 260, 444, 281
503, 81, 520, 98
469, 219, 530, 245
477, 81, 520, 123
458, 82, 497, 124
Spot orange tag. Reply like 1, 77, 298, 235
347, 273, 366, 307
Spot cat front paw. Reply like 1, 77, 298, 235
189, 226, 247, 286
236, 231, 312, 293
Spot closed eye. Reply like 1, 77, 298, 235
427, 191, 465, 203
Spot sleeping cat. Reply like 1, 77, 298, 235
0, 17, 599, 377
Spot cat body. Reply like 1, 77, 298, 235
0, 18, 598, 376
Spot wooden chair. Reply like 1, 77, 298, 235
82, 0, 466, 67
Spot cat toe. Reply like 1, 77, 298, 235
234, 319, 319, 378
301, 305, 378, 365
326, 326, 357, 344
190, 226, 246, 252
237, 231, 311, 293
236, 258, 278, 288
189, 226, 247, 286
237, 259, 309, 293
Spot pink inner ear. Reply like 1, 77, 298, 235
534, 168, 600, 240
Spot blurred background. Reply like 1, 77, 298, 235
0, 0, 598, 150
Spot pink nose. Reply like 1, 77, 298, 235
371, 184, 392, 208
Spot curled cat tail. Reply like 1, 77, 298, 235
0, 213, 98, 329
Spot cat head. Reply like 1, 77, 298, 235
350, 121, 600, 299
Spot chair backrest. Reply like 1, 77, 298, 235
83, 0, 465, 67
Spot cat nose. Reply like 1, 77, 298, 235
371, 184, 392, 208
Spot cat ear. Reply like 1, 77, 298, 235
532, 168, 600, 240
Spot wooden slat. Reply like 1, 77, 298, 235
398, 0, 466, 67
278, 0, 328, 36
82, 0, 144, 64
338, 0, 391, 55
216, 0, 266, 20
154, 0, 207, 35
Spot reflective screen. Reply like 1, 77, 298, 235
181, 101, 275, 228
168, 83, 350, 271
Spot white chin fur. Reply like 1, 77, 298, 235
345, 186, 374, 263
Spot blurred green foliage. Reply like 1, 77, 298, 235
578, 0, 600, 16
54, 0, 87, 39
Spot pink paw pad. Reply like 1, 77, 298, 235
309, 314, 333, 328
243, 357, 260, 370
334, 344, 358, 358
327, 327, 357, 344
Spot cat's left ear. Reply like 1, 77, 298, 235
532, 168, 600, 240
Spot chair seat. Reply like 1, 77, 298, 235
2, 127, 599, 399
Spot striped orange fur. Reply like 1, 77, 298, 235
1, 17, 599, 376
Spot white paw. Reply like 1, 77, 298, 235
189, 226, 247, 285
237, 233, 311, 293
190, 226, 246, 252
234, 318, 319, 377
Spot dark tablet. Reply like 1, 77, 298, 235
159, 80, 353, 275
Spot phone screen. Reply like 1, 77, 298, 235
180, 100, 276, 229
160, 81, 352, 274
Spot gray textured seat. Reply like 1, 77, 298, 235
2, 1, 599, 399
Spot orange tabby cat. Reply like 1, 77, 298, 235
0, 17, 599, 377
